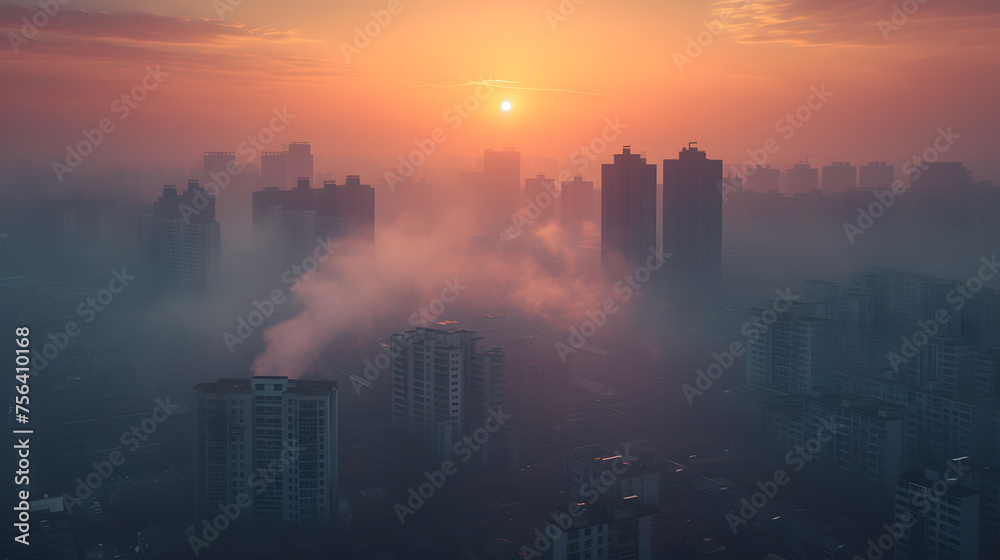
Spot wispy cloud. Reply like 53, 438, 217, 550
711, 0, 1000, 47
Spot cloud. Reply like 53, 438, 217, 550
0, 6, 352, 84
711, 0, 1000, 47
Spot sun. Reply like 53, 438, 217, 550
501, 100, 512, 112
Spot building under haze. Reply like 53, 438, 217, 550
894, 461, 980, 560
523, 173, 556, 224
258, 142, 315, 189
785, 162, 819, 195
261, 150, 288, 188
601, 147, 656, 279
286, 142, 314, 186
141, 180, 221, 295
193, 376, 339, 526
745, 305, 834, 397
203, 151, 236, 179
560, 175, 594, 233
745, 164, 780, 193
822, 162, 858, 194
662, 145, 723, 282
859, 162, 894, 190
390, 328, 505, 460
911, 161, 974, 189
252, 175, 375, 253
482, 148, 521, 234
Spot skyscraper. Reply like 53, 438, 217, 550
662, 145, 723, 281
390, 327, 505, 460
560, 175, 594, 233
142, 180, 221, 295
193, 376, 338, 525
601, 147, 656, 279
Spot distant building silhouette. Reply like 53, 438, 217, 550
483, 148, 521, 233
560, 175, 594, 232
286, 142, 314, 187
822, 161, 857, 194
193, 376, 338, 525
745, 164, 780, 193
859, 161, 894, 190
141, 180, 221, 295
252, 175, 374, 254
260, 150, 288, 188
523, 173, 556, 224
785, 162, 819, 195
662, 145, 723, 281
601, 147, 656, 279
911, 161, 973, 189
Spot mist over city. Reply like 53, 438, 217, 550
2, 1, 999, 559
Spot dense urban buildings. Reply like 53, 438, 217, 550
251, 175, 375, 253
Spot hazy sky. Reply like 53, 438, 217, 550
2, 0, 998, 182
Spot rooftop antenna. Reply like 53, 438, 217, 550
688, 141, 698, 149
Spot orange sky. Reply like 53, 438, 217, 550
2, 0, 998, 183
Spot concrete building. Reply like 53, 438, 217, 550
193, 376, 338, 525
390, 328, 505, 460
142, 181, 221, 295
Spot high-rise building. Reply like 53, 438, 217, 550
192, 376, 338, 526
560, 175, 594, 233
601, 147, 656, 279
252, 176, 374, 253
894, 460, 980, 560
837, 373, 993, 469
261, 151, 288, 188
286, 142, 314, 187
859, 162, 894, 190
745, 164, 780, 193
786, 162, 819, 195
390, 328, 505, 460
822, 162, 858, 194
911, 162, 973, 189
760, 394, 904, 499
523, 173, 556, 224
141, 181, 221, 295
482, 148, 521, 233
662, 145, 723, 281
745, 305, 834, 396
